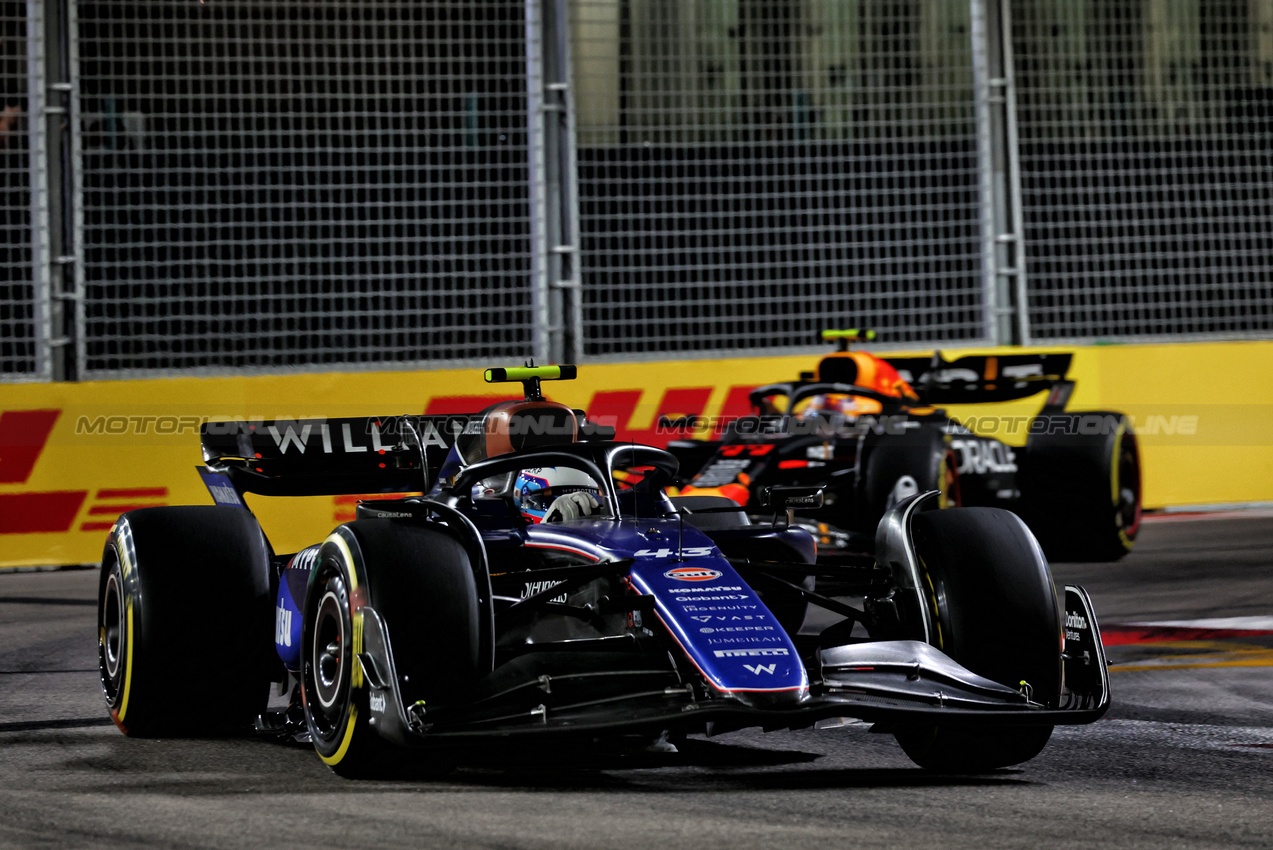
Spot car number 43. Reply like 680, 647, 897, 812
635, 547, 713, 558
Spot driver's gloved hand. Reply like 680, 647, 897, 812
543, 491, 600, 522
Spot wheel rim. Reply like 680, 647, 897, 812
102, 571, 124, 683
312, 588, 347, 712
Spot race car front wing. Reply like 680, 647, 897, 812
352, 583, 1109, 748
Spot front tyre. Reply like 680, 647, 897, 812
301, 521, 485, 778
894, 508, 1062, 772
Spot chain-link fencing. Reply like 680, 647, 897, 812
571, 0, 989, 358
1, 1, 45, 380
5, 0, 1273, 382
1012, 0, 1273, 342
74, 0, 534, 377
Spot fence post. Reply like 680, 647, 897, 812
526, 0, 552, 363
526, 0, 579, 365
41, 0, 77, 380
971, 0, 1030, 346
24, 0, 52, 380
546, 0, 580, 365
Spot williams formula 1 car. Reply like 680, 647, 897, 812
668, 330, 1141, 563
97, 365, 1109, 777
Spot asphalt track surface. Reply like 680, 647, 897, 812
3, 514, 1272, 849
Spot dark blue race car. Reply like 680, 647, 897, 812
97, 366, 1109, 777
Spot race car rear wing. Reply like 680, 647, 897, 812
882, 352, 1074, 405
200, 411, 617, 498
199, 415, 462, 497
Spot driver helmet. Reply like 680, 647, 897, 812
799, 392, 878, 418
513, 466, 601, 523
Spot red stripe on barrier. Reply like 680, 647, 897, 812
88, 504, 163, 515
79, 521, 116, 532
95, 488, 168, 499
423, 395, 505, 415
0, 491, 88, 534
0, 410, 61, 484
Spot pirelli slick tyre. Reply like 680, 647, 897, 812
894, 508, 1062, 772
1022, 411, 1141, 562
98, 507, 274, 737
302, 521, 483, 778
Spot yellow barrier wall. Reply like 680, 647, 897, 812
2, 340, 1270, 568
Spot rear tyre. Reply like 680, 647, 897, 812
1022, 411, 1141, 562
98, 507, 274, 737
893, 508, 1061, 772
861, 426, 959, 530
302, 521, 483, 778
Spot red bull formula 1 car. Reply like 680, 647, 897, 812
97, 365, 1109, 777
668, 330, 1142, 564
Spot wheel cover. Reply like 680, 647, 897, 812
101, 571, 124, 684
305, 572, 352, 743
313, 590, 346, 710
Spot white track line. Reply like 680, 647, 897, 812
1124, 616, 1273, 631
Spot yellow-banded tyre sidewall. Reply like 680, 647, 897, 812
1110, 426, 1142, 554
302, 532, 385, 777
98, 532, 137, 733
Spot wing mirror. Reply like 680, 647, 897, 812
759, 486, 825, 528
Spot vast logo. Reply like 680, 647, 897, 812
663, 566, 723, 582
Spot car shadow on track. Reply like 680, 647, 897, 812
38, 730, 1033, 795
435, 738, 1034, 792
